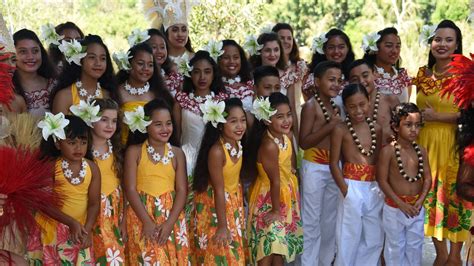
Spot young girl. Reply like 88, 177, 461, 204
12, 29, 55, 116
247, 92, 303, 265
116, 42, 174, 144
329, 84, 383, 266
51, 34, 117, 114
88, 99, 126, 264
192, 98, 247, 265
124, 99, 189, 265
28, 114, 100, 264
48, 22, 84, 74
363, 27, 412, 103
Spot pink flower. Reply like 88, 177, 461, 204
61, 243, 80, 262
43, 245, 60, 265
26, 226, 42, 251
56, 223, 70, 245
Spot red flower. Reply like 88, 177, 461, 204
447, 212, 460, 229
26, 226, 42, 252
434, 210, 444, 226
56, 223, 69, 245
43, 245, 60, 265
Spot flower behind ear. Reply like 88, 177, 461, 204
113, 51, 132, 71
251, 97, 277, 123
200, 99, 227, 128
419, 24, 437, 47
175, 53, 193, 77
203, 40, 224, 62
58, 39, 87, 66
69, 100, 101, 128
123, 106, 152, 133
37, 112, 70, 141
361, 32, 381, 54
40, 23, 64, 46
311, 33, 328, 55
127, 28, 150, 47
243, 35, 263, 56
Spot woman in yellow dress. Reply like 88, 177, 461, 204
124, 99, 189, 265
414, 19, 472, 265
246, 93, 303, 265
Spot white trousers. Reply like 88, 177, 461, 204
335, 179, 384, 266
382, 203, 424, 266
300, 160, 339, 266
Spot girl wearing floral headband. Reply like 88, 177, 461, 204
28, 114, 100, 265
363, 27, 412, 103
124, 98, 189, 265
116, 42, 174, 144
246, 92, 303, 264
51, 34, 118, 114
192, 97, 247, 264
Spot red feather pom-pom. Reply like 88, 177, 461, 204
442, 53, 474, 109
464, 144, 474, 167
0, 147, 61, 238
0, 48, 15, 107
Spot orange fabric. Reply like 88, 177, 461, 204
303, 147, 330, 164
385, 194, 420, 208
343, 162, 376, 182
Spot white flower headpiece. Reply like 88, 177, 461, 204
69, 100, 101, 128
251, 97, 277, 123
113, 51, 132, 71
419, 24, 437, 46
200, 99, 227, 128
259, 23, 274, 35
58, 39, 87, 66
37, 112, 70, 142
174, 53, 193, 77
361, 32, 381, 54
243, 35, 263, 56
123, 106, 152, 133
127, 29, 150, 47
203, 40, 224, 62
311, 33, 328, 55
40, 23, 64, 46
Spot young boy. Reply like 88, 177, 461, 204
330, 83, 383, 266
253, 65, 281, 98
299, 61, 343, 266
377, 103, 431, 266
348, 59, 399, 144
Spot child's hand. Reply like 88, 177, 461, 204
142, 220, 157, 241
212, 226, 232, 247
398, 201, 420, 218
119, 217, 128, 243
263, 210, 280, 225
329, 112, 342, 126
413, 199, 424, 212
68, 220, 87, 244
81, 232, 92, 249
155, 220, 173, 245
342, 185, 349, 198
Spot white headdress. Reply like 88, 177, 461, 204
144, 0, 198, 31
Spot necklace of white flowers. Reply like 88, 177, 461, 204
146, 141, 174, 165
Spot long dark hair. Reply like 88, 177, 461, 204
40, 115, 92, 160
309, 28, 355, 76
193, 98, 247, 192
48, 22, 84, 70
272, 23, 301, 63
363, 27, 401, 69
182, 50, 226, 95
218, 40, 252, 83
165, 26, 194, 53
249, 32, 287, 71
428, 20, 463, 69
50, 34, 118, 106
147, 28, 173, 75
13, 29, 55, 98
116, 42, 173, 106
244, 92, 290, 182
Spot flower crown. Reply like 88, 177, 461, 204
113, 51, 132, 71
200, 99, 227, 128
58, 39, 87, 66
361, 32, 381, 54
37, 112, 70, 142
69, 100, 101, 128
419, 24, 437, 46
311, 33, 328, 55
251, 97, 277, 123
175, 53, 193, 77
127, 29, 150, 47
123, 106, 152, 133
40, 23, 64, 46
203, 40, 224, 62
243, 35, 263, 56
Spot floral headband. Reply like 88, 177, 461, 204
243, 35, 263, 56
113, 51, 132, 71
69, 100, 101, 128
127, 28, 150, 47
203, 40, 224, 62
58, 39, 87, 66
37, 112, 70, 142
175, 53, 193, 77
361, 32, 381, 54
251, 97, 277, 123
40, 23, 64, 46
200, 99, 227, 128
311, 33, 328, 55
419, 24, 437, 47
123, 106, 152, 133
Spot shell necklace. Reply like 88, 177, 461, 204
345, 117, 377, 156
315, 92, 338, 122
394, 140, 424, 182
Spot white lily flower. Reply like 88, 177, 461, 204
203, 40, 224, 62
175, 53, 193, 77
251, 97, 277, 123
311, 33, 328, 54
113, 50, 132, 71
127, 28, 150, 47
243, 35, 263, 56
123, 106, 152, 133
37, 112, 70, 141
259, 23, 274, 35
200, 100, 227, 128
58, 39, 87, 66
361, 32, 381, 53
69, 100, 101, 128
40, 23, 64, 46
419, 24, 437, 46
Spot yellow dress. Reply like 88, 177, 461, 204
92, 154, 125, 265
415, 66, 473, 242
126, 141, 189, 265
120, 101, 147, 144
247, 134, 303, 264
71, 82, 104, 106
28, 159, 95, 265
192, 141, 247, 265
